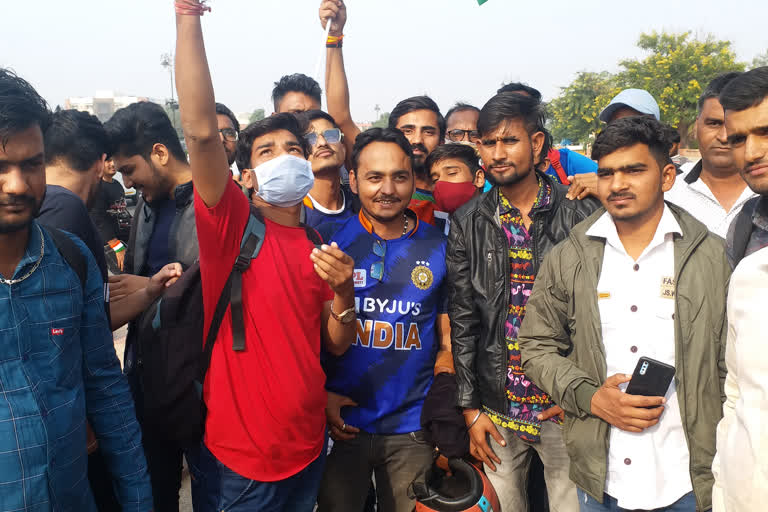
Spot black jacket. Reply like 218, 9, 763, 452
446, 172, 600, 412
124, 181, 199, 377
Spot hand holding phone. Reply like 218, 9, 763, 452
590, 373, 666, 433
625, 357, 676, 399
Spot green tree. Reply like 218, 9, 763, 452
617, 31, 745, 146
752, 50, 768, 69
372, 112, 390, 128
249, 109, 265, 123
549, 71, 621, 146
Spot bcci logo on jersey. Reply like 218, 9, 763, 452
411, 261, 433, 290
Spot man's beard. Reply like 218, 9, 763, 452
0, 194, 42, 234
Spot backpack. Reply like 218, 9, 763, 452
47, 227, 88, 290
548, 148, 569, 185
136, 205, 323, 447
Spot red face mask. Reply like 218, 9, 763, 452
433, 180, 478, 214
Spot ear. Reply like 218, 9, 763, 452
95, 153, 107, 180
152, 143, 170, 166
474, 169, 486, 189
530, 131, 546, 163
661, 163, 677, 193
241, 169, 255, 190
349, 169, 359, 195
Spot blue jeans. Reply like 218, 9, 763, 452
188, 438, 327, 512
577, 490, 703, 512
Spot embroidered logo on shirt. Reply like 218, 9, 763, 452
660, 277, 676, 299
411, 261, 434, 290
598, 292, 611, 299
353, 269, 367, 288
51, 328, 64, 336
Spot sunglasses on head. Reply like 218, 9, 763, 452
305, 128, 343, 147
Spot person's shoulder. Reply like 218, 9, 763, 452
317, 215, 359, 244
451, 190, 491, 223
42, 184, 87, 210
561, 148, 597, 172
39, 185, 90, 225
414, 218, 447, 244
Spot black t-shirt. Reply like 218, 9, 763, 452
145, 198, 177, 276
89, 179, 131, 243
38, 185, 108, 281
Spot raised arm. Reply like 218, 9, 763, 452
320, 0, 360, 168
175, 6, 230, 207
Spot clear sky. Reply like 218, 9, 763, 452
2, 0, 765, 122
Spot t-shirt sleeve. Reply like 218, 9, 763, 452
194, 179, 251, 333
562, 149, 598, 176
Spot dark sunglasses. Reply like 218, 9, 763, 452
219, 128, 239, 142
447, 129, 480, 143
370, 239, 386, 281
305, 128, 343, 147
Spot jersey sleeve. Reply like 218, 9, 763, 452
562, 149, 598, 175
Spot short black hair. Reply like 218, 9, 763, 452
105, 102, 186, 163
425, 143, 481, 175
389, 96, 446, 140
663, 124, 681, 145
720, 66, 768, 112
297, 110, 339, 130
591, 116, 673, 169
697, 72, 743, 113
44, 110, 109, 171
215, 102, 240, 133
497, 82, 543, 102
0, 68, 51, 149
477, 92, 546, 138
445, 103, 480, 124
351, 127, 413, 171
235, 113, 309, 171
272, 73, 322, 112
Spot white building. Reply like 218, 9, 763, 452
65, 91, 153, 122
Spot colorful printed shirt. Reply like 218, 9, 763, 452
318, 210, 448, 434
484, 178, 560, 443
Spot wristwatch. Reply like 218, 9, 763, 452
331, 305, 356, 324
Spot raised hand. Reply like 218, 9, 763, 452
319, 0, 347, 36
310, 242, 354, 299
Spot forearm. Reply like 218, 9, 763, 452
326, 46, 360, 166
175, 13, 228, 206
109, 288, 156, 330
323, 293, 357, 356
434, 313, 454, 374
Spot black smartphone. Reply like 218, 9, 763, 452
625, 357, 675, 399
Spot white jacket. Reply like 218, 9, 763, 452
712, 246, 768, 511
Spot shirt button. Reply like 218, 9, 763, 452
633, 264, 640, 271
631, 305, 638, 313
624, 458, 632, 465
630, 346, 638, 353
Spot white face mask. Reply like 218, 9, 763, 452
252, 154, 315, 208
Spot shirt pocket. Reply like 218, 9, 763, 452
27, 316, 82, 397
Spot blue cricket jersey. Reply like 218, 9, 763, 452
318, 211, 448, 434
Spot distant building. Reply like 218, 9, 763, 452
65, 91, 153, 122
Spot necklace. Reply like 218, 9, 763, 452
0, 224, 45, 286
402, 212, 409, 236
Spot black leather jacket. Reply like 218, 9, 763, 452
446, 172, 600, 412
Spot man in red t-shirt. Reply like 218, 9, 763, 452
174, 7, 357, 511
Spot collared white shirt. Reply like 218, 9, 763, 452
665, 160, 756, 238
587, 205, 693, 510
712, 246, 768, 512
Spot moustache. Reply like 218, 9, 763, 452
374, 195, 402, 203
411, 144, 428, 154
607, 192, 636, 201
0, 195, 36, 208
490, 162, 516, 170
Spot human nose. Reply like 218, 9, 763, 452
744, 134, 767, 165
1, 167, 31, 196
493, 140, 505, 161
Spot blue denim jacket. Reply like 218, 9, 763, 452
0, 222, 152, 512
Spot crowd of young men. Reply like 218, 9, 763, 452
1, 0, 767, 511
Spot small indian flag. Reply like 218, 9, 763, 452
477, 0, 490, 4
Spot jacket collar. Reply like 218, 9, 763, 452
569, 201, 711, 277
141, 180, 194, 220
684, 160, 703, 184
478, 171, 564, 221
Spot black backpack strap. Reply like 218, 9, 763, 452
230, 233, 261, 351
47, 227, 88, 290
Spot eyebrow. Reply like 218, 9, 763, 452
0, 152, 45, 166
597, 163, 648, 173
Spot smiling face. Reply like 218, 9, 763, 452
350, 141, 414, 224
0, 125, 46, 233
395, 109, 441, 166
112, 146, 174, 204
596, 143, 676, 224
306, 118, 345, 175
725, 97, 768, 195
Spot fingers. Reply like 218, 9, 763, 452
165, 277, 181, 288
623, 393, 666, 408
472, 438, 499, 471
329, 424, 356, 441
488, 424, 506, 450
566, 183, 585, 200
604, 373, 632, 388
339, 396, 359, 408
537, 405, 563, 421
312, 243, 353, 266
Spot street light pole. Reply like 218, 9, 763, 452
160, 53, 177, 131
